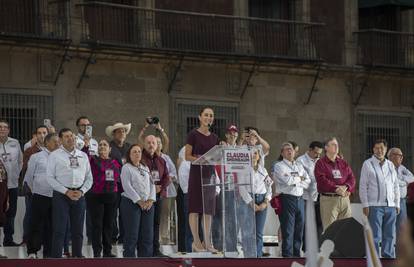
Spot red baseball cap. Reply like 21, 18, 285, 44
226, 125, 238, 133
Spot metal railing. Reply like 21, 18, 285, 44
355, 29, 414, 69
80, 1, 324, 61
0, 0, 70, 40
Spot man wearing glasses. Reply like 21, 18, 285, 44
0, 119, 23, 247
388, 147, 414, 235
75, 116, 98, 156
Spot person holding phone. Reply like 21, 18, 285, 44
239, 126, 270, 167
82, 138, 121, 258
75, 116, 98, 156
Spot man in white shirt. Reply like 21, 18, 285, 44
296, 141, 323, 250
75, 116, 98, 156
273, 142, 310, 257
47, 128, 93, 258
0, 119, 23, 246
359, 139, 400, 258
25, 133, 59, 258
388, 147, 414, 235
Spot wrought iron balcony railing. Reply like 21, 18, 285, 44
80, 1, 324, 61
0, 0, 70, 41
355, 29, 414, 69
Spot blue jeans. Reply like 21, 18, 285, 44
239, 194, 267, 258
212, 190, 238, 253
51, 191, 86, 258
396, 198, 407, 236
121, 196, 154, 257
368, 206, 397, 258
254, 194, 267, 257
3, 188, 18, 245
279, 194, 304, 257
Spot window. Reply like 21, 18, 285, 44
0, 93, 54, 148
355, 112, 412, 170
171, 99, 239, 155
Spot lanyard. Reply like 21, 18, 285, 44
62, 147, 77, 157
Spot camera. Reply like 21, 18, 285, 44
146, 116, 160, 125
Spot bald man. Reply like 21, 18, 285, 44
388, 148, 414, 234
141, 135, 171, 257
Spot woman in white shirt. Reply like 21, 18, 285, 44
240, 148, 272, 257
120, 144, 156, 258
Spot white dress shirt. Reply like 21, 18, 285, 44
24, 149, 53, 197
297, 152, 319, 201
178, 146, 191, 194
359, 156, 400, 208
273, 159, 311, 197
75, 133, 98, 156
240, 164, 272, 204
24, 140, 32, 151
46, 147, 93, 195
396, 164, 414, 199
161, 153, 178, 198
0, 137, 23, 189
121, 163, 156, 203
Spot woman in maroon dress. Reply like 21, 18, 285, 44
185, 107, 219, 252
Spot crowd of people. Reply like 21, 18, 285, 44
0, 106, 413, 259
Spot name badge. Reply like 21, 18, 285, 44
332, 169, 342, 179
151, 170, 160, 183
105, 169, 114, 181
290, 171, 299, 177
1, 153, 10, 162
69, 156, 80, 168
264, 176, 273, 187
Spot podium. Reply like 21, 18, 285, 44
193, 145, 257, 258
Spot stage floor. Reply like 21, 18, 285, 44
0, 257, 396, 267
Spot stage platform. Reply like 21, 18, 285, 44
0, 257, 395, 267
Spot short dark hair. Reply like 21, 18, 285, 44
76, 116, 89, 126
44, 133, 57, 144
244, 126, 260, 135
126, 144, 143, 165
309, 141, 324, 150
58, 128, 72, 138
374, 139, 388, 148
36, 125, 49, 133
0, 119, 9, 127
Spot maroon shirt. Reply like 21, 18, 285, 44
315, 155, 356, 193
141, 149, 170, 198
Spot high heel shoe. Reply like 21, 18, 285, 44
202, 241, 219, 254
192, 242, 206, 252
205, 245, 218, 253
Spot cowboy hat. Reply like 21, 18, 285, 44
105, 122, 131, 138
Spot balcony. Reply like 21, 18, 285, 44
0, 0, 70, 42
80, 2, 324, 62
355, 29, 414, 69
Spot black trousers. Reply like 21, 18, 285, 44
176, 186, 186, 252
27, 194, 52, 256
86, 192, 117, 256
153, 193, 163, 255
